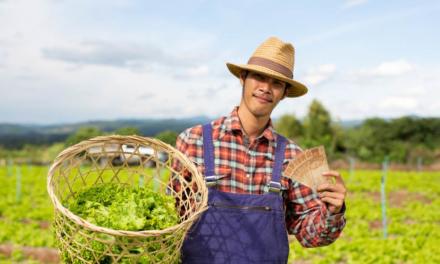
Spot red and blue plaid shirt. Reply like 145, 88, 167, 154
172, 107, 345, 247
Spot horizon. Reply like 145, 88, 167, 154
0, 111, 437, 127
1, 0, 439, 123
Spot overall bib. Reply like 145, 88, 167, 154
181, 123, 289, 264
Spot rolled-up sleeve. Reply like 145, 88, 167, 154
284, 180, 346, 247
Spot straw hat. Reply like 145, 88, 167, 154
226, 37, 308, 97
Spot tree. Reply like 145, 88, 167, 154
274, 113, 303, 141
155, 130, 178, 146
114, 127, 141, 136
345, 116, 440, 163
42, 143, 66, 163
302, 99, 335, 152
345, 118, 390, 163
65, 127, 104, 146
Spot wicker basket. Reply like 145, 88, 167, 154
47, 135, 208, 263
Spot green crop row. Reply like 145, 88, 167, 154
290, 170, 440, 263
0, 166, 439, 263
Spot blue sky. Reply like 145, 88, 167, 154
1, 0, 439, 124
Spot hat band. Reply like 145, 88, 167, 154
248, 57, 293, 78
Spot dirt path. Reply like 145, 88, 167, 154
0, 244, 60, 263
367, 190, 432, 207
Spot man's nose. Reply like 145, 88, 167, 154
259, 81, 271, 93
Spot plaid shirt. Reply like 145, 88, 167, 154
172, 107, 345, 247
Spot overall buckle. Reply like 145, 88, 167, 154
264, 181, 282, 193
205, 175, 227, 187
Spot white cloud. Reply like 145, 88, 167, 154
350, 60, 415, 80
186, 65, 210, 77
342, 0, 368, 9
173, 65, 211, 79
0, 0, 227, 124
368, 60, 414, 76
340, 64, 438, 119
379, 96, 418, 111
399, 85, 426, 97
42, 40, 205, 70
303, 64, 336, 86
0, 1, 439, 124
294, 59, 440, 120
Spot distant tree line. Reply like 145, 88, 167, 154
64, 127, 178, 147
0, 117, 208, 149
0, 127, 178, 164
275, 99, 440, 164
0, 133, 68, 149
1, 100, 439, 165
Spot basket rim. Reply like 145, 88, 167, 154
47, 134, 208, 237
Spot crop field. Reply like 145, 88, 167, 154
290, 170, 440, 263
0, 165, 439, 263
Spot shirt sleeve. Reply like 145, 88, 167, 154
170, 127, 203, 218
171, 126, 203, 184
170, 129, 194, 216
282, 142, 346, 247
284, 181, 346, 247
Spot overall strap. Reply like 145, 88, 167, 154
202, 123, 215, 177
273, 134, 287, 182
266, 134, 287, 193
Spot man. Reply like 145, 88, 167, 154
173, 37, 346, 263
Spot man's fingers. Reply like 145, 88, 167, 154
317, 183, 344, 193
320, 196, 344, 208
322, 171, 345, 185
318, 171, 347, 214
318, 191, 344, 200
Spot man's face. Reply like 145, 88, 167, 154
239, 71, 287, 118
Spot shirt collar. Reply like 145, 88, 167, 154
224, 106, 276, 142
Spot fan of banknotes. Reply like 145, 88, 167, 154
283, 146, 333, 192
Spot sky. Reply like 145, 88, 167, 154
1, 0, 439, 124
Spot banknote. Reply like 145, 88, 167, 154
283, 146, 332, 192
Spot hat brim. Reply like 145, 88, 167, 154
226, 62, 308, 97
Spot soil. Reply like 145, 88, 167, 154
20, 218, 51, 229
367, 190, 432, 230
330, 159, 440, 171
369, 219, 383, 230
0, 244, 60, 263
0, 217, 51, 230
367, 190, 432, 207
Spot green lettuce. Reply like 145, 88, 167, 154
68, 183, 178, 231
61, 183, 179, 263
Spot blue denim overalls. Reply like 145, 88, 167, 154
181, 123, 289, 263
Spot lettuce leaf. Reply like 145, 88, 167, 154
67, 183, 178, 231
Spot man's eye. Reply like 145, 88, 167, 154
253, 74, 263, 80
273, 82, 284, 88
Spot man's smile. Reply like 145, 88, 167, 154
252, 93, 273, 103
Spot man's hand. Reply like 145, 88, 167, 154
317, 171, 346, 214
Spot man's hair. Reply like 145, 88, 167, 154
240, 70, 248, 80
